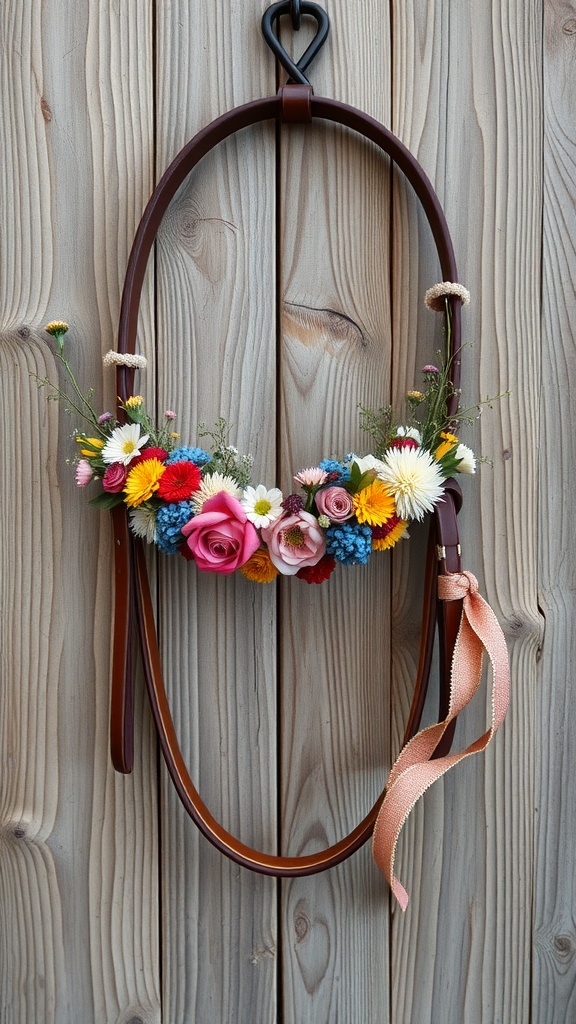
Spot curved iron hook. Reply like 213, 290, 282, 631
290, 0, 302, 30
262, 1, 330, 86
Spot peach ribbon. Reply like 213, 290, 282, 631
372, 570, 510, 911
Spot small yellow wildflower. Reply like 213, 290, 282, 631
77, 436, 105, 458
170, 432, 181, 439
125, 395, 144, 409
44, 321, 69, 336
407, 390, 425, 402
240, 548, 279, 584
435, 431, 459, 460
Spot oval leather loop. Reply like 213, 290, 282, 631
111, 87, 465, 875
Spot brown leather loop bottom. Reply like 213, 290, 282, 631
111, 480, 462, 875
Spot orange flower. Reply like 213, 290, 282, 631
240, 548, 279, 583
352, 479, 395, 527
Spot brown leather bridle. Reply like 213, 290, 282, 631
109, 84, 466, 876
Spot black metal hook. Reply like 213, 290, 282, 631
290, 1, 302, 30
262, 1, 330, 87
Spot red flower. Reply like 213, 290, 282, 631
296, 554, 336, 584
389, 436, 418, 451
132, 446, 169, 465
157, 461, 201, 502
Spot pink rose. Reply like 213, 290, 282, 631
181, 491, 260, 574
103, 462, 128, 493
315, 486, 354, 522
262, 510, 326, 576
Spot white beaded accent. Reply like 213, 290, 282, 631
424, 282, 470, 312
103, 350, 148, 369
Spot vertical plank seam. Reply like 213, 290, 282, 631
532, 3, 545, 1021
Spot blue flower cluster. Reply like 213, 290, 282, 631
319, 458, 351, 484
156, 500, 194, 554
326, 522, 372, 565
167, 446, 211, 467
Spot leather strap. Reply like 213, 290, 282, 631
110, 85, 467, 874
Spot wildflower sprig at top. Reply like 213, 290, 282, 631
41, 315, 489, 587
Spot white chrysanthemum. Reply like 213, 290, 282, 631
455, 443, 476, 474
102, 422, 149, 466
129, 504, 157, 544
191, 472, 242, 513
241, 484, 284, 528
377, 447, 444, 521
352, 454, 386, 476
396, 425, 422, 443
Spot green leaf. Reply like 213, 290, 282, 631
88, 491, 125, 510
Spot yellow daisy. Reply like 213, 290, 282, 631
352, 479, 395, 527
240, 548, 279, 584
124, 458, 165, 507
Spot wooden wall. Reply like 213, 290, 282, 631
0, 1, 573, 1021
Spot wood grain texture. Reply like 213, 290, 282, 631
279, 3, 392, 1020
534, 3, 576, 1019
155, 3, 278, 1022
390, 3, 541, 1022
3, 0, 576, 1020
0, 3, 159, 1021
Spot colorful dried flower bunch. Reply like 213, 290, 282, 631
38, 318, 492, 585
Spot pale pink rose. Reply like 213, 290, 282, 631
75, 458, 94, 487
102, 462, 128, 493
181, 491, 260, 574
315, 486, 354, 522
262, 510, 326, 576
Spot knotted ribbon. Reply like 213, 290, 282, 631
372, 570, 510, 911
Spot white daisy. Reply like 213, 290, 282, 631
455, 443, 476, 474
377, 446, 444, 521
191, 472, 242, 513
102, 422, 149, 466
241, 484, 284, 528
129, 504, 157, 544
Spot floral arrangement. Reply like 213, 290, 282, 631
38, 319, 489, 585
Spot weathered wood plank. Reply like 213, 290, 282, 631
0, 2, 159, 1021
279, 4, 392, 1020
155, 3, 278, 1021
534, 3, 576, 1019
390, 3, 541, 1021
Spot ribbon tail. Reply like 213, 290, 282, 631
373, 573, 510, 910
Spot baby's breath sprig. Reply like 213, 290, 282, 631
198, 417, 254, 487
358, 404, 394, 459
